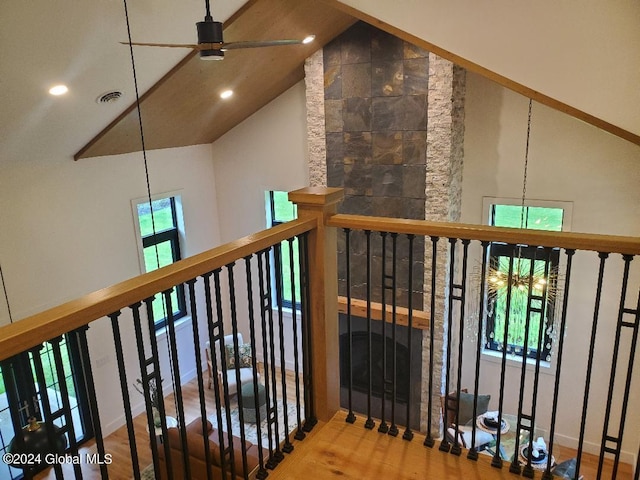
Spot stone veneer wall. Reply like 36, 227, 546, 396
304, 22, 466, 435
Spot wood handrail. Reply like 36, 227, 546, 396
327, 214, 640, 256
0, 218, 317, 362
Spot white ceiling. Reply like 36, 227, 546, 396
0, 0, 246, 165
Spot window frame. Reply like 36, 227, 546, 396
481, 197, 572, 362
266, 190, 300, 310
133, 194, 187, 330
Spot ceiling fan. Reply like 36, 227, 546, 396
123, 0, 315, 60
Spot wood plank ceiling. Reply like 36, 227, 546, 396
75, 0, 355, 160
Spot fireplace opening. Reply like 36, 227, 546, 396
339, 314, 422, 429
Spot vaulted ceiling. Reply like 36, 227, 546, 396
75, 0, 355, 159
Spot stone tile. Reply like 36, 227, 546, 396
341, 22, 371, 64
324, 64, 342, 100
403, 165, 426, 199
372, 132, 402, 165
343, 97, 372, 132
343, 63, 372, 98
403, 131, 427, 165
324, 99, 343, 133
402, 95, 427, 130
371, 165, 403, 197
344, 131, 372, 163
326, 132, 344, 161
404, 57, 429, 95
344, 162, 372, 196
324, 37, 342, 67
372, 96, 404, 131
402, 198, 426, 220
404, 42, 429, 59
340, 195, 373, 216
372, 196, 406, 217
372, 28, 404, 62
372, 60, 404, 97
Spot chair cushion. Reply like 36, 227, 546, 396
224, 342, 253, 369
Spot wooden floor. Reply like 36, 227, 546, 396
32, 374, 633, 479
268, 412, 635, 480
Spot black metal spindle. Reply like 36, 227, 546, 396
440, 238, 457, 454
378, 231, 389, 435
576, 252, 609, 478
288, 238, 306, 443
299, 233, 317, 432
73, 326, 108, 479
491, 245, 517, 469
264, 250, 284, 465
185, 279, 215, 480
510, 247, 552, 478
403, 234, 415, 442
244, 255, 269, 480
389, 233, 399, 438
109, 311, 141, 480
226, 262, 251, 477
597, 255, 635, 480
162, 289, 192, 479
211, 268, 238, 479
424, 236, 439, 448
202, 272, 231, 478
28, 344, 64, 479
451, 239, 470, 456
256, 250, 277, 468
143, 296, 174, 480
364, 230, 375, 430
541, 249, 575, 480
130, 302, 162, 479
468, 241, 490, 461
344, 228, 356, 424
610, 287, 639, 479
511, 248, 540, 476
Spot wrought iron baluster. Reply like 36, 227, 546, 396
424, 236, 439, 448
468, 241, 490, 461
403, 234, 415, 442
185, 279, 215, 480
344, 228, 356, 424
288, 237, 306, 443
541, 249, 575, 480
364, 230, 375, 430
388, 233, 399, 438
109, 311, 141, 480
378, 231, 389, 435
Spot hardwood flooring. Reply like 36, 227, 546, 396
32, 370, 633, 479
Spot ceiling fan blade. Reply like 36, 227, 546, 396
221, 39, 303, 50
120, 41, 200, 49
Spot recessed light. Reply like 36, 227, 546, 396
49, 84, 69, 96
302, 35, 315, 44
220, 89, 233, 99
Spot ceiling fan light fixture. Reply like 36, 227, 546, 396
200, 49, 225, 60
197, 19, 223, 44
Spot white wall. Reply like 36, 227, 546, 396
460, 71, 640, 462
337, 0, 640, 137
0, 144, 221, 434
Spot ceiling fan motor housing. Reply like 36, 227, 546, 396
197, 19, 225, 60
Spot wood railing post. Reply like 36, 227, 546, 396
289, 187, 344, 422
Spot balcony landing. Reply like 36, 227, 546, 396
269, 411, 633, 480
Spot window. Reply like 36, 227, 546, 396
484, 202, 567, 361
266, 191, 300, 309
135, 196, 186, 329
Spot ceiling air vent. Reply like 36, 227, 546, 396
96, 91, 123, 104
